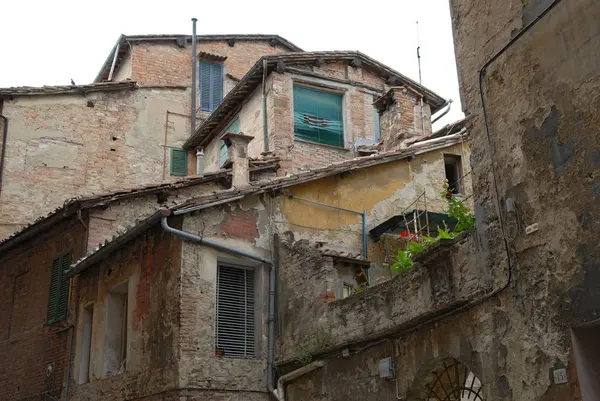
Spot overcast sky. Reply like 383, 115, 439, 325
0, 0, 463, 127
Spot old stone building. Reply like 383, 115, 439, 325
0, 128, 470, 400
0, 34, 301, 239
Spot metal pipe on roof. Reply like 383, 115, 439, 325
107, 41, 121, 82
0, 112, 8, 197
431, 99, 453, 124
262, 58, 269, 153
191, 18, 198, 137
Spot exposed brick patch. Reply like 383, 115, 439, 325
219, 205, 259, 241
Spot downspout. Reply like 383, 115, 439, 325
160, 210, 278, 395
0, 112, 7, 196
431, 99, 453, 124
272, 360, 325, 401
411, 128, 467, 148
107, 41, 120, 82
262, 58, 269, 153
191, 18, 198, 137
63, 275, 80, 401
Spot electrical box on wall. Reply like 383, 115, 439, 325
379, 357, 396, 381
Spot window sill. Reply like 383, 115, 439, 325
294, 138, 350, 151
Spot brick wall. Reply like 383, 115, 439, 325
0, 215, 87, 401
69, 219, 182, 401
0, 39, 292, 239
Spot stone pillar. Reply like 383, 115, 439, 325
222, 132, 254, 188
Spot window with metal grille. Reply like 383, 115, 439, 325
215, 264, 255, 358
170, 148, 188, 177
47, 251, 71, 324
293, 85, 344, 147
199, 60, 224, 112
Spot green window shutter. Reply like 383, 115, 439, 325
199, 61, 224, 112
293, 85, 344, 147
219, 117, 240, 166
170, 148, 188, 177
47, 251, 71, 324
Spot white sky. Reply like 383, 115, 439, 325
0, 0, 463, 127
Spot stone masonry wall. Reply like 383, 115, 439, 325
0, 214, 87, 401
442, 0, 600, 398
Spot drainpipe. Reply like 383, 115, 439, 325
0, 113, 7, 197
409, 128, 467, 148
160, 210, 278, 395
262, 58, 269, 153
431, 99, 453, 124
191, 18, 198, 137
107, 41, 121, 82
195, 148, 204, 175
272, 360, 325, 401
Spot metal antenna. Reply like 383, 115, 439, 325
416, 21, 425, 132
417, 21, 423, 84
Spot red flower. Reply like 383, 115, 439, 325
401, 230, 410, 238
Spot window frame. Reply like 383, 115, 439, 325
215, 262, 256, 359
170, 148, 188, 177
199, 59, 224, 113
444, 154, 463, 195
46, 250, 72, 324
292, 83, 346, 148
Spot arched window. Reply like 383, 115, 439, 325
411, 358, 484, 401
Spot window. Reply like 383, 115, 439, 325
170, 148, 188, 177
444, 154, 463, 194
47, 251, 71, 324
104, 283, 128, 375
215, 264, 255, 358
78, 304, 94, 384
219, 117, 240, 166
293, 85, 344, 147
342, 284, 353, 299
199, 60, 224, 112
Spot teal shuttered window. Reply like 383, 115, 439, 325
199, 60, 224, 112
47, 251, 72, 324
219, 117, 240, 166
293, 85, 344, 147
170, 148, 188, 177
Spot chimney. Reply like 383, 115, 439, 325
222, 132, 254, 187
374, 87, 432, 151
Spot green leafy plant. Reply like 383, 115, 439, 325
392, 183, 475, 273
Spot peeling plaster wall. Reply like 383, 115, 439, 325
70, 221, 182, 401
274, 142, 472, 256
177, 197, 272, 396
436, 0, 600, 398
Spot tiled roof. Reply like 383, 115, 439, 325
95, 34, 303, 83
0, 81, 137, 98
184, 52, 448, 149
0, 161, 279, 254
67, 138, 463, 274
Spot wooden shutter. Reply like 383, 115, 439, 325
211, 63, 224, 110
170, 148, 188, 177
215, 264, 255, 358
219, 117, 240, 165
199, 61, 224, 112
199, 61, 211, 112
47, 251, 71, 324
